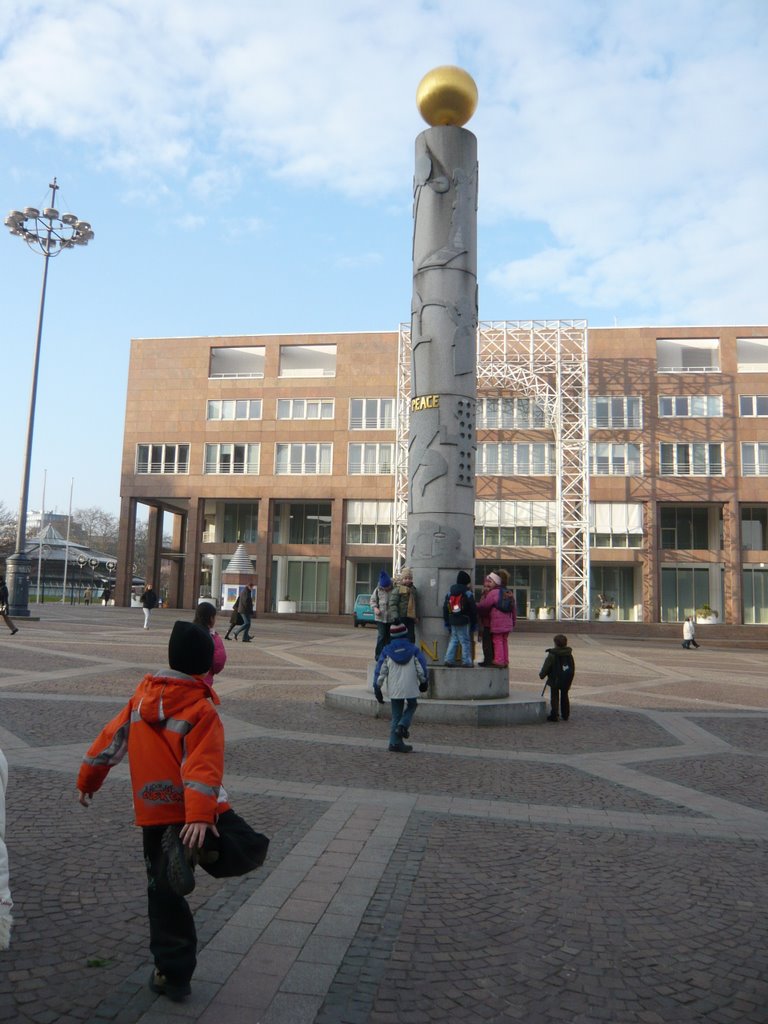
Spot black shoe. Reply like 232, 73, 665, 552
10, 629, 18, 636
396, 724, 410, 740
149, 968, 191, 1002
388, 743, 413, 753
546, 715, 558, 722
241, 638, 252, 642
161, 826, 195, 896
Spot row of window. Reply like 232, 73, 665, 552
205, 393, 768, 429
136, 442, 768, 477
204, 339, 768, 382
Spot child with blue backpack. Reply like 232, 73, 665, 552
476, 570, 516, 668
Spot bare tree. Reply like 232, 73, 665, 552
0, 502, 17, 559
73, 507, 119, 555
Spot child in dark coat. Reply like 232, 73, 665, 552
539, 633, 576, 722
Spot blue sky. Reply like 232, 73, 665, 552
1, 0, 766, 518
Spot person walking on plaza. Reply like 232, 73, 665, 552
140, 583, 158, 629
223, 595, 241, 640
84, 585, 92, 606
539, 633, 576, 722
682, 617, 700, 649
442, 570, 477, 666
371, 570, 395, 659
0, 577, 18, 636
393, 567, 419, 643
233, 584, 254, 642
373, 621, 428, 753
76, 620, 269, 1003
193, 602, 227, 685
476, 570, 516, 668
0, 745, 13, 950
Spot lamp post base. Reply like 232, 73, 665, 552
6, 551, 32, 617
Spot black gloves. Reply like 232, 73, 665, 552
373, 686, 385, 704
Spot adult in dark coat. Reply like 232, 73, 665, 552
233, 585, 255, 643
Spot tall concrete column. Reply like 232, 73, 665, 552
408, 67, 507, 700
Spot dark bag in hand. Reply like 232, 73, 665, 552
199, 810, 269, 878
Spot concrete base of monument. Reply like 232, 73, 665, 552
325, 679, 547, 727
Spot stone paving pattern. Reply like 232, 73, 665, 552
2, 606, 768, 1023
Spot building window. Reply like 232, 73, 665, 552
275, 443, 333, 475
136, 444, 189, 474
590, 443, 642, 476
348, 443, 394, 475
660, 443, 724, 476
737, 338, 768, 372
287, 503, 332, 544
209, 346, 265, 378
278, 344, 336, 378
656, 338, 720, 373
589, 397, 642, 428
659, 507, 712, 549
741, 443, 768, 477
739, 395, 768, 416
346, 501, 394, 544
658, 395, 723, 418
477, 397, 548, 429
475, 525, 555, 547
276, 398, 334, 420
207, 399, 262, 420
590, 503, 644, 547
477, 443, 556, 475
741, 507, 768, 551
349, 398, 395, 430
660, 566, 712, 622
204, 443, 260, 474
222, 503, 259, 543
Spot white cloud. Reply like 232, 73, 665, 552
0, 0, 765, 323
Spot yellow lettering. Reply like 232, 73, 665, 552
420, 640, 439, 662
410, 395, 440, 412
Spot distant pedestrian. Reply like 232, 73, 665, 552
233, 584, 255, 642
76, 620, 269, 1003
0, 577, 18, 636
539, 634, 576, 722
370, 570, 395, 658
223, 596, 241, 641
140, 584, 158, 629
101, 586, 111, 606
682, 617, 700, 649
373, 622, 428, 753
0, 745, 13, 950
442, 570, 477, 666
476, 570, 516, 669
84, 586, 92, 606
193, 602, 227, 686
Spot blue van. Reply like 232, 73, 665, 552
353, 593, 376, 627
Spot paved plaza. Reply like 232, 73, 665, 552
2, 606, 768, 1024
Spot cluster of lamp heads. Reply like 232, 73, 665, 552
4, 207, 94, 252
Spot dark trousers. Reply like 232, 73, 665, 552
549, 684, 570, 721
375, 621, 390, 659
142, 811, 269, 986
143, 826, 197, 987
480, 626, 494, 666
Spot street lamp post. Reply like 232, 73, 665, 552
4, 179, 93, 616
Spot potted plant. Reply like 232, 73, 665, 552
597, 594, 616, 621
696, 605, 719, 624
537, 605, 555, 620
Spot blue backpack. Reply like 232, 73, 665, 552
497, 588, 515, 614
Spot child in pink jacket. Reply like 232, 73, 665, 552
476, 571, 517, 668
193, 602, 227, 685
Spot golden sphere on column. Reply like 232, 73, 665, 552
416, 66, 478, 127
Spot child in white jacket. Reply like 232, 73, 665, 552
0, 746, 13, 950
372, 622, 428, 752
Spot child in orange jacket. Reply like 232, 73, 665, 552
77, 620, 267, 1003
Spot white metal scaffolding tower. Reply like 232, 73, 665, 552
395, 319, 590, 619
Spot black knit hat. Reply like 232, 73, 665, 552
168, 621, 214, 676
456, 570, 472, 586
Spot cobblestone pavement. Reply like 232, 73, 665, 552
2, 606, 768, 1024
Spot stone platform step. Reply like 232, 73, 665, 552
325, 684, 546, 726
